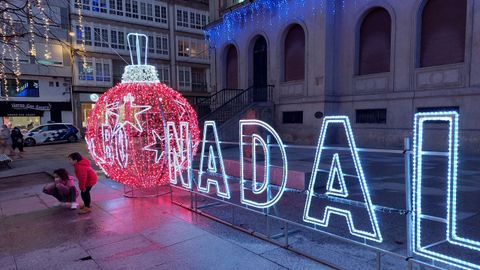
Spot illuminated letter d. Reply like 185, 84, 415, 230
239, 120, 287, 209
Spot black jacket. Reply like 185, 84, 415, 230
11, 129, 23, 142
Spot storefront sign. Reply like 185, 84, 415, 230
0, 101, 71, 117
163, 111, 478, 270
11, 103, 51, 111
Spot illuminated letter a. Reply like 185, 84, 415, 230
303, 116, 382, 243
197, 121, 230, 199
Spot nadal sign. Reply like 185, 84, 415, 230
167, 111, 477, 270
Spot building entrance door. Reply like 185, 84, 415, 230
253, 37, 268, 102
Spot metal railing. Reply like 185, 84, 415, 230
191, 83, 208, 93
199, 85, 274, 125
192, 88, 243, 119
168, 136, 461, 270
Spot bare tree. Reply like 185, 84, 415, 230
0, 0, 70, 74
0, 0, 72, 98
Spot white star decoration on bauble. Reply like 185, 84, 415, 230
106, 93, 151, 134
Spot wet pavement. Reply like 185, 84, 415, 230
0, 142, 334, 270
2, 138, 480, 270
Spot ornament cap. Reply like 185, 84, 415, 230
122, 33, 159, 83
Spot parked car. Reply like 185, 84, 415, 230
24, 123, 81, 146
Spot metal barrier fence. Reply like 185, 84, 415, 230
167, 137, 461, 270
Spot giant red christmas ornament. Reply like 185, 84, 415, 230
85, 34, 200, 188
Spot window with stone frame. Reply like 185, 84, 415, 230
358, 8, 391, 75
284, 24, 305, 82
420, 0, 467, 67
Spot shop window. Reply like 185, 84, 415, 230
358, 8, 391, 75
3, 116, 41, 131
81, 103, 95, 128
284, 24, 305, 82
282, 111, 303, 124
420, 0, 467, 67
356, 109, 387, 124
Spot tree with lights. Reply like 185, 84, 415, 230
0, 0, 70, 98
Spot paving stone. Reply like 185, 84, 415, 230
163, 234, 282, 270
88, 235, 174, 270
260, 247, 335, 270
1, 195, 49, 216
192, 214, 280, 254
141, 219, 207, 247
15, 243, 90, 270
0, 254, 16, 270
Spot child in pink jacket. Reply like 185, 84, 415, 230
43, 168, 79, 209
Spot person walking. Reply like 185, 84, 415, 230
68, 152, 98, 214
0, 125, 13, 156
11, 127, 24, 157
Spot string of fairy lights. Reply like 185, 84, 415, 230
75, 0, 88, 70
27, 1, 37, 57
207, 0, 361, 46
0, 0, 53, 99
0, 3, 7, 99
37, 0, 51, 60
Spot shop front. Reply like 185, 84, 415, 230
77, 93, 100, 130
0, 101, 72, 131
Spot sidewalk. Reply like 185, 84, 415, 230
0, 143, 334, 270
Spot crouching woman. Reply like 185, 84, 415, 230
43, 169, 79, 209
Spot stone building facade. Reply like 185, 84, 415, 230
208, 0, 480, 152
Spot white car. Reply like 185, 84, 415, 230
24, 123, 81, 146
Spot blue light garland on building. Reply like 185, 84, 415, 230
206, 0, 360, 46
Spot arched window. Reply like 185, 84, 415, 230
284, 24, 305, 82
358, 8, 391, 75
225, 45, 238, 89
420, 0, 467, 67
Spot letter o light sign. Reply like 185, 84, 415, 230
166, 111, 480, 270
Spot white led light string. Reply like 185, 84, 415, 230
412, 111, 480, 269
303, 116, 383, 243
